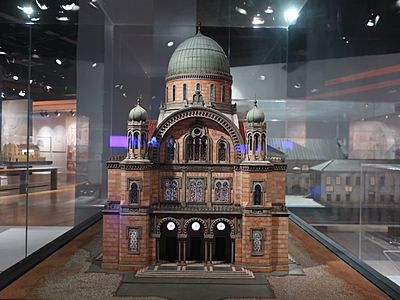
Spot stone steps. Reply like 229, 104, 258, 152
136, 266, 255, 279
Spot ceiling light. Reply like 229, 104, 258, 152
32, 54, 39, 58
294, 82, 301, 89
265, 6, 274, 14
252, 13, 264, 25
271, 119, 279, 122
44, 111, 49, 117
398, 115, 400, 118
310, 88, 318, 93
56, 16, 70, 21
55, 111, 61, 117
385, 115, 389, 119
91, 62, 97, 68
18, 90, 26, 97
345, 40, 349, 44
235, 6, 247, 15
45, 85, 52, 91
367, 19, 374, 27
88, 2, 98, 9
30, 17, 40, 21
259, 75, 266, 80
35, 0, 48, 10
0, 51, 6, 55
29, 79, 33, 84
61, 3, 76, 11
122, 92, 127, 98
361, 118, 365, 121
167, 41, 174, 47
365, 103, 369, 108
17, 5, 33, 16
71, 5, 80, 11
374, 15, 380, 25
13, 75, 19, 81
284, 7, 299, 24
70, 110, 76, 117
1, 92, 5, 98
55, 59, 62, 65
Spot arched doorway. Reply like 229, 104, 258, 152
213, 221, 232, 262
159, 221, 178, 262
187, 221, 205, 261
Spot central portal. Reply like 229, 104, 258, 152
187, 221, 205, 262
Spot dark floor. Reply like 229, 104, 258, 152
0, 221, 390, 300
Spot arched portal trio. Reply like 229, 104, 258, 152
156, 217, 237, 264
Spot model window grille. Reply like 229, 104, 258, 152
251, 229, 263, 255
336, 194, 341, 201
165, 136, 176, 162
196, 83, 201, 92
128, 228, 140, 254
253, 183, 263, 205
172, 85, 176, 101
215, 180, 230, 202
326, 176, 332, 185
370, 176, 376, 186
221, 85, 225, 102
346, 176, 351, 185
189, 179, 205, 202
356, 176, 361, 185
185, 127, 209, 162
346, 193, 351, 201
210, 84, 215, 100
327, 194, 332, 201
218, 140, 228, 162
336, 176, 341, 185
183, 84, 187, 100
129, 182, 139, 204
164, 179, 178, 202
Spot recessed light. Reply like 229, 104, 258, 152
56, 16, 70, 21
252, 13, 264, 25
265, 6, 274, 14
167, 41, 174, 47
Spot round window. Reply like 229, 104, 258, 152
193, 128, 201, 136
191, 221, 201, 231
216, 222, 226, 231
166, 222, 176, 231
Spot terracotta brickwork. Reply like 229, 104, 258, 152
102, 30, 288, 272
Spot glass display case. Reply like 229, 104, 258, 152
0, 0, 399, 293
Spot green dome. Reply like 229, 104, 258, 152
129, 100, 147, 122
246, 100, 265, 123
167, 32, 230, 77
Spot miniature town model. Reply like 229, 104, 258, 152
102, 28, 288, 272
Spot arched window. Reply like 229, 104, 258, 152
183, 84, 187, 100
164, 179, 178, 201
140, 133, 147, 149
201, 136, 207, 161
133, 132, 139, 149
210, 84, 215, 100
248, 134, 253, 151
254, 133, 260, 152
196, 83, 201, 92
194, 137, 200, 160
253, 183, 262, 205
172, 85, 176, 101
215, 180, 230, 202
128, 132, 133, 149
189, 178, 205, 202
221, 85, 225, 102
129, 182, 139, 203
218, 140, 228, 162
261, 134, 266, 152
186, 136, 194, 160
166, 136, 176, 162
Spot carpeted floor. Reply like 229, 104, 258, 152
0, 221, 390, 300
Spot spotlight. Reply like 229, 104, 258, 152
13, 75, 19, 81
70, 110, 76, 117
17, 5, 33, 16
284, 7, 299, 24
252, 13, 264, 25
367, 19, 374, 27
55, 111, 61, 117
0, 51, 6, 55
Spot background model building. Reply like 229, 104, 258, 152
102, 29, 288, 272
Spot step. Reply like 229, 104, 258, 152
136, 267, 254, 279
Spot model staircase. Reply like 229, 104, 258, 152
136, 263, 255, 279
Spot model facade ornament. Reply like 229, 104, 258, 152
103, 28, 289, 272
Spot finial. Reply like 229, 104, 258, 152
254, 94, 257, 107
137, 95, 142, 105
196, 22, 201, 34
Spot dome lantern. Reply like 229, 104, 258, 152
246, 99, 265, 124
129, 98, 147, 122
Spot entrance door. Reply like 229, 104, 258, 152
213, 221, 232, 262
165, 236, 178, 261
189, 236, 203, 261
214, 237, 227, 261
159, 221, 178, 262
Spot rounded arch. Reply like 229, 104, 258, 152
183, 217, 208, 234
157, 217, 181, 234
151, 107, 244, 161
211, 218, 235, 235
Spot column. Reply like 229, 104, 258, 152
156, 238, 160, 262
231, 239, 235, 264
183, 240, 186, 263
204, 239, 208, 264
178, 239, 182, 263
209, 240, 213, 263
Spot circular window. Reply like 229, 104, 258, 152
216, 222, 226, 231
193, 128, 201, 136
191, 221, 201, 231
166, 222, 176, 231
